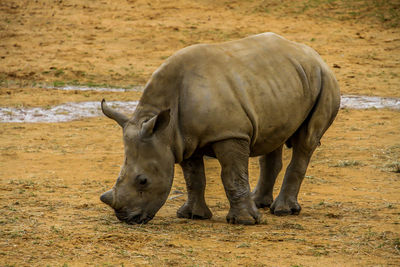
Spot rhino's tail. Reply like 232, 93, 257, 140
285, 139, 293, 148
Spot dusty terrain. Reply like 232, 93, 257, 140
1, 0, 399, 266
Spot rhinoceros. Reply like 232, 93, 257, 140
100, 32, 340, 225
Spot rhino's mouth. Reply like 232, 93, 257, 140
115, 208, 154, 224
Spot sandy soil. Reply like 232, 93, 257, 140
1, 0, 399, 266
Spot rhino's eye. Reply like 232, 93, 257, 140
135, 174, 148, 187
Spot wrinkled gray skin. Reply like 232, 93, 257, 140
100, 33, 340, 225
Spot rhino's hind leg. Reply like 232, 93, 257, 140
271, 74, 340, 216
270, 117, 331, 216
212, 139, 261, 225
270, 141, 315, 216
177, 156, 212, 220
252, 145, 283, 209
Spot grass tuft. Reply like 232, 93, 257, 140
384, 162, 400, 173
331, 160, 365, 167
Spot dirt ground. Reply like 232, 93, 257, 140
1, 0, 399, 266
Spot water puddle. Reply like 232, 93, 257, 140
49, 85, 144, 92
340, 95, 400, 110
0, 101, 138, 123
0, 95, 398, 123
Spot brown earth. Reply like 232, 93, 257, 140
0, 0, 399, 266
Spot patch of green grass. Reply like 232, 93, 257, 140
325, 212, 342, 219
394, 238, 400, 251
9, 229, 25, 238
386, 203, 396, 209
331, 160, 364, 167
8, 179, 36, 187
53, 80, 65, 87
305, 175, 329, 184
384, 162, 400, 173
236, 242, 250, 248
311, 248, 329, 256
278, 222, 305, 230
54, 69, 65, 77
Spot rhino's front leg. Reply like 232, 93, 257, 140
212, 139, 261, 225
177, 156, 212, 220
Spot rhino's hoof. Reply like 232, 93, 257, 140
226, 205, 261, 225
252, 194, 273, 209
177, 202, 212, 220
270, 197, 301, 216
226, 214, 261, 225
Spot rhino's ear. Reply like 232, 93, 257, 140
101, 99, 129, 128
140, 109, 170, 139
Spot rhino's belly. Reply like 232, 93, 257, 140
250, 128, 295, 156
249, 104, 312, 157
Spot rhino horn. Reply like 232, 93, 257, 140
101, 99, 129, 127
100, 189, 114, 207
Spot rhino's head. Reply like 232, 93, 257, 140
100, 100, 174, 224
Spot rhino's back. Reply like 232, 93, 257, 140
152, 33, 337, 157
